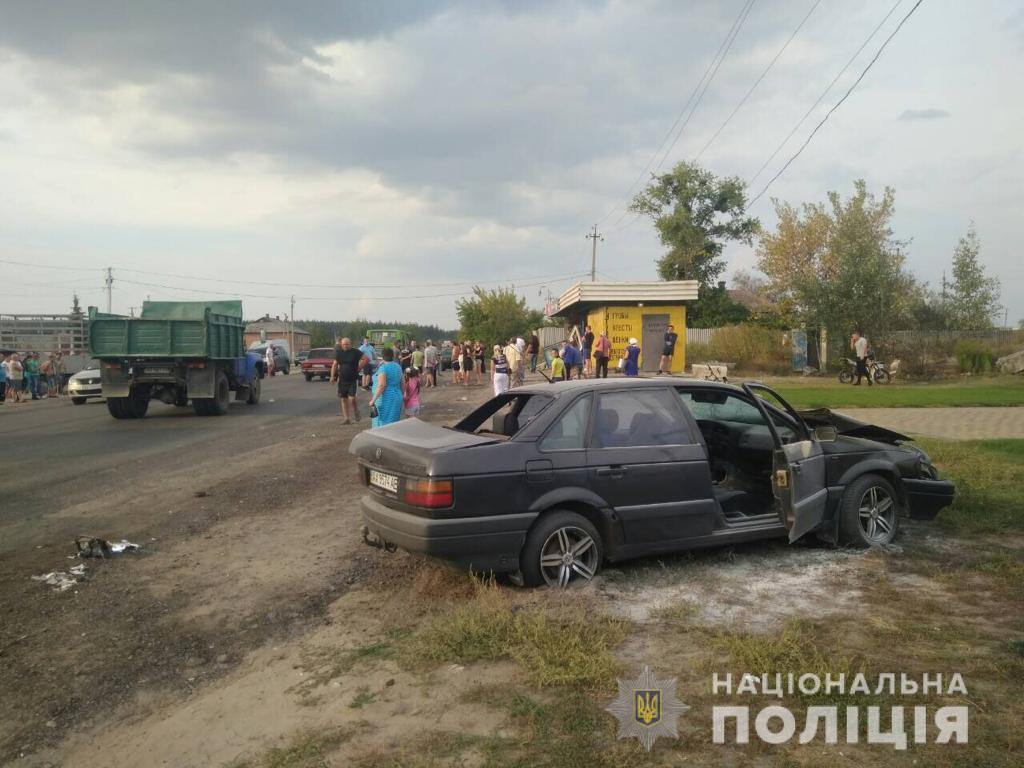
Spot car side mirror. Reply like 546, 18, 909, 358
814, 425, 838, 443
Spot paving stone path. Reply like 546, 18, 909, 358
837, 407, 1024, 440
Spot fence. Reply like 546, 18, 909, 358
686, 328, 722, 346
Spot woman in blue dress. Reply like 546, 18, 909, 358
624, 338, 641, 377
369, 347, 404, 428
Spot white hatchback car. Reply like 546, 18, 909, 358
68, 362, 103, 404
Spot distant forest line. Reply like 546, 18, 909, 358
297, 319, 456, 348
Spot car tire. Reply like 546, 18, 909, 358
838, 371, 853, 384
838, 473, 900, 547
520, 510, 603, 588
305, 374, 313, 382
71, 397, 86, 405
246, 375, 260, 405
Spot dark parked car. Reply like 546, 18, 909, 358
350, 379, 954, 587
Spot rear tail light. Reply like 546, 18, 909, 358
404, 478, 453, 508
187, 361, 206, 369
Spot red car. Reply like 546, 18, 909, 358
301, 347, 335, 381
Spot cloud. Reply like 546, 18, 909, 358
0, 1, 1020, 326
898, 108, 950, 121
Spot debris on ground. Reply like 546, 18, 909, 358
75, 536, 140, 558
32, 564, 86, 592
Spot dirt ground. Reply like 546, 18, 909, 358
2, 377, 1020, 767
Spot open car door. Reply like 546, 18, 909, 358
743, 383, 828, 543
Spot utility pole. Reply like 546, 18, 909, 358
585, 225, 604, 282
290, 295, 296, 363
105, 267, 113, 313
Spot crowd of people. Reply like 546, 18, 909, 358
0, 351, 72, 404
321, 324, 685, 429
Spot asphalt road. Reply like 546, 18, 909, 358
0, 372, 343, 555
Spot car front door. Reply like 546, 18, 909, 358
743, 383, 828, 543
587, 387, 717, 544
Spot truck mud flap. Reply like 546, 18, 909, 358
100, 364, 131, 398
187, 366, 216, 399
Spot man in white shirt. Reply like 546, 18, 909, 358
514, 336, 526, 385
423, 340, 438, 388
504, 338, 522, 388
851, 331, 872, 386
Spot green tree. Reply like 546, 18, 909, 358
947, 224, 1001, 330
687, 284, 750, 328
455, 287, 543, 345
756, 180, 919, 337
630, 161, 760, 288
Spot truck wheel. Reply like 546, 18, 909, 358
127, 392, 150, 418
72, 397, 86, 405
305, 374, 313, 382
838, 474, 900, 547
246, 375, 261, 405
210, 371, 230, 415
520, 510, 603, 588
107, 397, 129, 419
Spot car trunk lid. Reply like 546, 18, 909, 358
349, 418, 499, 475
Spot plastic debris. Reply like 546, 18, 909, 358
33, 564, 86, 592
75, 536, 140, 558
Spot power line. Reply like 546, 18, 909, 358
116, 273, 589, 302
650, 0, 757, 177
112, 265, 584, 290
747, 0, 905, 187
0, 257, 584, 291
694, 0, 823, 162
595, 0, 759, 230
748, 0, 926, 205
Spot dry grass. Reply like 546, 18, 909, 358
400, 576, 627, 690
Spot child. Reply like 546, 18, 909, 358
550, 349, 566, 382
404, 367, 422, 417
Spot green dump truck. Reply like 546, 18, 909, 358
88, 301, 263, 419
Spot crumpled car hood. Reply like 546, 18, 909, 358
798, 408, 911, 444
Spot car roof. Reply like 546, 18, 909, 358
515, 376, 748, 396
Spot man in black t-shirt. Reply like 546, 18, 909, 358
330, 337, 368, 424
658, 324, 679, 375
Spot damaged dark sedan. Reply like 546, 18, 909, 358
350, 379, 954, 587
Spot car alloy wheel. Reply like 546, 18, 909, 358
539, 526, 599, 587
858, 485, 896, 544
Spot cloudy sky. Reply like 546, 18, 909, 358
1, 0, 1021, 328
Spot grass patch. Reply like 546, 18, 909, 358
770, 377, 1024, 409
229, 728, 354, 768
401, 577, 626, 689
354, 687, 650, 768
917, 438, 1024, 534
348, 686, 375, 709
714, 619, 872, 707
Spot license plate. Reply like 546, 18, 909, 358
314, 365, 326, 369
146, 368, 171, 375
369, 470, 399, 494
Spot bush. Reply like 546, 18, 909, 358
686, 324, 790, 375
954, 339, 996, 374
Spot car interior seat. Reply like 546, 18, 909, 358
594, 409, 621, 447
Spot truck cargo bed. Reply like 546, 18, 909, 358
89, 301, 245, 359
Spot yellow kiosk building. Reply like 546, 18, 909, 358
551, 281, 699, 374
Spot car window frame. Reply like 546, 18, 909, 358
676, 384, 799, 433
587, 385, 697, 450
537, 392, 594, 453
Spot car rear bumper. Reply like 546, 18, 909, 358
359, 494, 535, 573
903, 478, 955, 520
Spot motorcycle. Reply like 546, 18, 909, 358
838, 356, 890, 384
